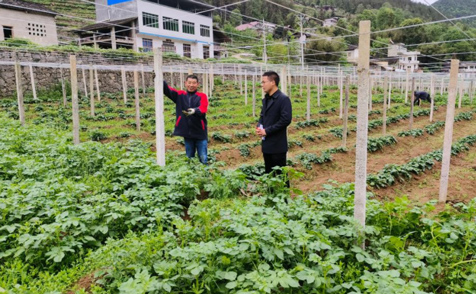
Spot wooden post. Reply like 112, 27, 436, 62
170, 70, 175, 88
306, 74, 311, 121
317, 75, 321, 107
439, 59, 459, 203
209, 64, 214, 95
154, 48, 166, 166
260, 65, 264, 97
134, 70, 141, 131
14, 61, 25, 126
354, 20, 371, 243
388, 73, 392, 109
70, 55, 80, 145
203, 72, 208, 97
141, 64, 146, 97
29, 65, 37, 100
188, 67, 193, 75
121, 66, 128, 103
60, 67, 67, 107
342, 75, 350, 148
470, 80, 474, 104
81, 67, 88, 98
234, 64, 237, 85
281, 66, 287, 94
222, 64, 225, 84
288, 68, 292, 99
239, 65, 243, 95
440, 77, 444, 96
89, 66, 95, 117
339, 70, 344, 119
382, 75, 388, 135
244, 70, 248, 105
300, 73, 303, 97
180, 65, 184, 90
405, 68, 410, 103
252, 71, 256, 117
458, 82, 463, 109
409, 77, 415, 130
430, 74, 435, 122
94, 66, 101, 101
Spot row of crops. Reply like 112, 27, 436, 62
2, 79, 476, 293
1, 112, 476, 293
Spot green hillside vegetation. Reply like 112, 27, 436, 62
14, 0, 476, 66
433, 0, 476, 27
26, 0, 96, 41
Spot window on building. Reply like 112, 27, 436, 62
143, 12, 159, 28
3, 26, 13, 39
27, 23, 46, 37
203, 45, 209, 59
162, 39, 175, 53
163, 17, 179, 32
182, 21, 195, 35
183, 44, 191, 58
142, 38, 153, 52
200, 25, 210, 37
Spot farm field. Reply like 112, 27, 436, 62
1, 80, 476, 293
2, 80, 475, 202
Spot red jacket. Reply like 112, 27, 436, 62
163, 81, 209, 140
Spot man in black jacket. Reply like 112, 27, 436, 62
414, 91, 431, 106
256, 71, 292, 178
164, 75, 209, 164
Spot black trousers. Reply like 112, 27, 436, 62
263, 152, 290, 188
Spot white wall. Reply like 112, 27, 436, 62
137, 34, 212, 59
0, 8, 58, 45
95, 0, 137, 22
136, 0, 213, 59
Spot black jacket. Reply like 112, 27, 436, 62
414, 91, 431, 100
258, 89, 292, 154
163, 81, 208, 140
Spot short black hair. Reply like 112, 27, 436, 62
262, 71, 280, 87
186, 75, 199, 82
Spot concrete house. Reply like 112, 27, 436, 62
0, 0, 58, 45
78, 0, 217, 59
388, 43, 420, 72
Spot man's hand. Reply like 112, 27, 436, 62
182, 108, 195, 116
256, 127, 266, 137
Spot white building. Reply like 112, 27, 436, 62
345, 45, 358, 64
79, 0, 215, 59
388, 43, 420, 72
323, 17, 339, 28
0, 0, 58, 46
460, 62, 476, 79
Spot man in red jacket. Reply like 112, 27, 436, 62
164, 75, 209, 164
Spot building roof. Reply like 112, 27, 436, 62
0, 0, 57, 16
78, 17, 138, 33
235, 21, 276, 31
235, 22, 263, 31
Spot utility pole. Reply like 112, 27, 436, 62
299, 14, 305, 69
262, 19, 267, 65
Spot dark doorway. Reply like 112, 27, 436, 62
3, 26, 13, 39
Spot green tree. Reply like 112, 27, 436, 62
305, 38, 346, 63
229, 8, 242, 27
394, 18, 427, 45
